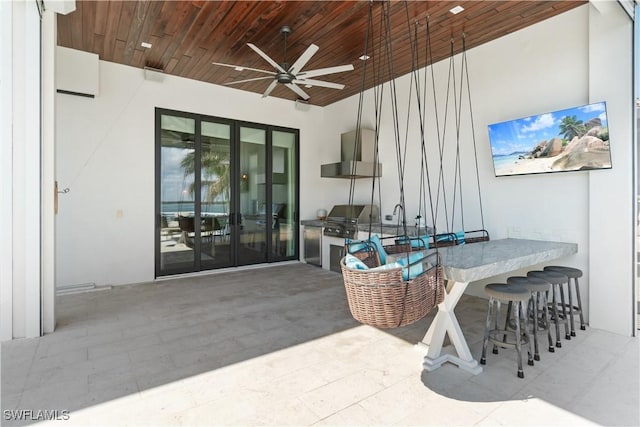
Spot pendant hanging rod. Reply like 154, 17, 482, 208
419, 14, 442, 235
433, 38, 456, 233
461, 34, 487, 232
451, 35, 465, 233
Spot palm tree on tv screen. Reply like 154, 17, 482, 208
558, 115, 586, 140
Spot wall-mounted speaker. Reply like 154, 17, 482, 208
143, 66, 165, 83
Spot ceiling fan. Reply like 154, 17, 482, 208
212, 26, 354, 101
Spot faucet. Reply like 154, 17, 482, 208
392, 204, 407, 228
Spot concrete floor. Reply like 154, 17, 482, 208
1, 263, 638, 426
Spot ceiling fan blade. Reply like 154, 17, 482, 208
226, 76, 274, 86
293, 78, 345, 90
285, 83, 310, 100
247, 43, 287, 74
288, 44, 319, 75
211, 62, 275, 76
262, 80, 278, 98
297, 64, 354, 79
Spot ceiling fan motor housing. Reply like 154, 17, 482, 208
280, 26, 292, 36
276, 72, 294, 84
276, 62, 293, 83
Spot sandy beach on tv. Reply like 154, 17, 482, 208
495, 156, 556, 176
493, 143, 612, 176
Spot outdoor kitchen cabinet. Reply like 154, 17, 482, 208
303, 225, 322, 267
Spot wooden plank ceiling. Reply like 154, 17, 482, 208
57, 0, 586, 107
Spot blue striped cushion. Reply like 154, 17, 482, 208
344, 254, 369, 270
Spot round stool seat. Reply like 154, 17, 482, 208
527, 270, 568, 285
507, 276, 551, 293
544, 265, 583, 278
484, 283, 530, 302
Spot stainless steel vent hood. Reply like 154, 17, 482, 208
321, 129, 382, 179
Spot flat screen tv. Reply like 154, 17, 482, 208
488, 101, 611, 177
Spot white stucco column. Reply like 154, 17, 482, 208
0, 0, 14, 341
12, 0, 43, 339
588, 1, 635, 336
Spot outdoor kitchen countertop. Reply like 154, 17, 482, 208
301, 219, 431, 236
300, 219, 326, 227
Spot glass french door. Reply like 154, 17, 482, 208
157, 113, 198, 274
200, 120, 233, 269
156, 109, 298, 276
237, 125, 268, 265
156, 112, 234, 275
271, 129, 297, 260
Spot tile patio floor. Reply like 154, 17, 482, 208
1, 263, 638, 426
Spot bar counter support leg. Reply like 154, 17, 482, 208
418, 280, 482, 375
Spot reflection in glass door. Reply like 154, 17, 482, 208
157, 114, 235, 275
271, 129, 297, 260
200, 121, 233, 269
237, 126, 267, 265
158, 114, 197, 274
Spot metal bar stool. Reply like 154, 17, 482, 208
527, 270, 570, 347
544, 266, 586, 335
481, 283, 534, 378
507, 276, 553, 361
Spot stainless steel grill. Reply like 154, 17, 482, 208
323, 204, 380, 238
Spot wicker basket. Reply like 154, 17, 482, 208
340, 252, 445, 328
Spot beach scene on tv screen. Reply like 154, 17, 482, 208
488, 101, 611, 176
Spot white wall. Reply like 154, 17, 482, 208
326, 7, 593, 235
56, 59, 326, 287
325, 5, 597, 315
